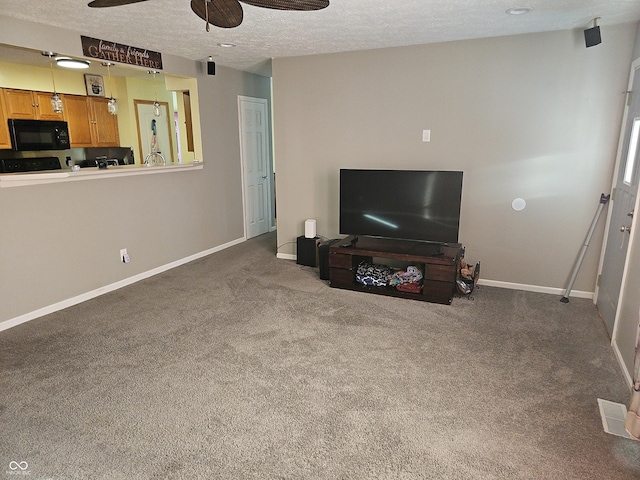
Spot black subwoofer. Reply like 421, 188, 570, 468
296, 236, 319, 267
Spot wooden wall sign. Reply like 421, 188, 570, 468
81, 36, 163, 70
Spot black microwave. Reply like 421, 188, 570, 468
8, 119, 71, 151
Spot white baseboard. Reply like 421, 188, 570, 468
477, 278, 593, 299
0, 236, 246, 333
5, 247, 592, 333
612, 338, 633, 387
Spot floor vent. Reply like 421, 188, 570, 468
598, 398, 632, 438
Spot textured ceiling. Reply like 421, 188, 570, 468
1, 0, 639, 76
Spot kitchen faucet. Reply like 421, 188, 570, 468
144, 151, 165, 166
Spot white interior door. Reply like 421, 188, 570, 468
238, 96, 271, 239
597, 63, 640, 338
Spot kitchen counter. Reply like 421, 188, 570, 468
0, 161, 203, 188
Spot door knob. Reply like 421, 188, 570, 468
620, 225, 631, 233
261, 175, 268, 179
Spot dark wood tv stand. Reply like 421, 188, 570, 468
328, 236, 463, 305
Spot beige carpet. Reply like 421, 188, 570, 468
1, 232, 639, 479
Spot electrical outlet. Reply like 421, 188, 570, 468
120, 248, 129, 263
422, 129, 431, 142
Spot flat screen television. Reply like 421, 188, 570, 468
339, 169, 463, 244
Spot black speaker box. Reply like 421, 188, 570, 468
584, 26, 601, 48
207, 61, 216, 75
296, 236, 319, 267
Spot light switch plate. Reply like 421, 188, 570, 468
422, 130, 431, 142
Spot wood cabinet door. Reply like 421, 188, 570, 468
2, 89, 64, 121
64, 95, 93, 147
2, 89, 37, 119
33, 91, 65, 121
90, 97, 120, 147
0, 92, 12, 149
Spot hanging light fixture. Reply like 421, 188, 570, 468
102, 62, 118, 115
55, 57, 90, 69
42, 51, 63, 114
148, 70, 161, 117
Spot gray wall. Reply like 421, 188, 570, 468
633, 24, 640, 60
0, 17, 271, 324
272, 24, 637, 293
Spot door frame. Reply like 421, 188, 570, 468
237, 95, 274, 239
134, 99, 174, 165
595, 58, 640, 383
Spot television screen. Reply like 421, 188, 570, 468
339, 169, 463, 244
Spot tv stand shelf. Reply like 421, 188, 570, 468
328, 236, 463, 304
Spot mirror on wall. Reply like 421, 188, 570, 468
0, 43, 200, 166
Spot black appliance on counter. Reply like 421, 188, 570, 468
75, 147, 135, 168
0, 157, 61, 173
8, 119, 70, 151
0, 146, 135, 173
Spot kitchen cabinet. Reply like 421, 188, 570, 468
64, 95, 119, 147
0, 93, 11, 149
0, 88, 119, 149
2, 88, 65, 121
89, 97, 120, 147
63, 95, 93, 147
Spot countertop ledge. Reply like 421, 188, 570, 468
0, 162, 203, 188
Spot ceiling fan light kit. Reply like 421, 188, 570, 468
89, 0, 329, 29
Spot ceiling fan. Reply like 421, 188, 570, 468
88, 0, 330, 30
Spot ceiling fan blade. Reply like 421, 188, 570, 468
239, 0, 328, 11
191, 0, 244, 28
88, 0, 149, 7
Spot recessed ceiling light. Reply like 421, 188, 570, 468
217, 43, 236, 48
56, 57, 91, 69
506, 7, 533, 15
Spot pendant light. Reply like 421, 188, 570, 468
103, 62, 118, 115
42, 51, 63, 114
149, 70, 161, 117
